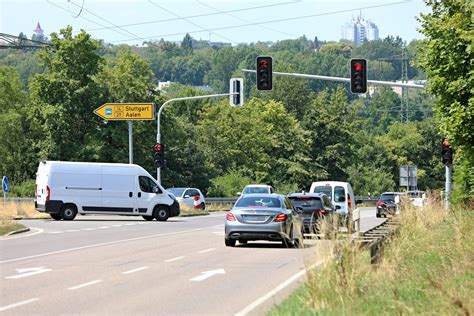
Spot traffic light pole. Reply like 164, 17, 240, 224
242, 69, 426, 89
156, 93, 237, 184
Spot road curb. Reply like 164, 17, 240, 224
5, 227, 30, 236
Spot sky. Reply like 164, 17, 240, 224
1, 0, 431, 45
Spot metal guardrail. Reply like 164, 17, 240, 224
3, 197, 34, 202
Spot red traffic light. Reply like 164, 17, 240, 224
153, 143, 162, 152
354, 63, 363, 71
259, 60, 268, 69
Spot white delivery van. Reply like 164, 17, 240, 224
35, 161, 179, 221
309, 181, 358, 219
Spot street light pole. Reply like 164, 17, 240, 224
156, 93, 236, 183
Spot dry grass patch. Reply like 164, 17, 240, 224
268, 196, 474, 315
0, 201, 48, 221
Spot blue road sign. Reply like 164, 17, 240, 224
2, 176, 8, 193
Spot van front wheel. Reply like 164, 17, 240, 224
153, 206, 169, 221
61, 204, 77, 221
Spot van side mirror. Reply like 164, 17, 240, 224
338, 196, 345, 202
153, 186, 160, 194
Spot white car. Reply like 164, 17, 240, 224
167, 187, 206, 210
238, 184, 274, 196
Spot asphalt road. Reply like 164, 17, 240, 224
0, 208, 383, 315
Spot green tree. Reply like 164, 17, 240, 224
29, 26, 105, 161
416, 0, 473, 202
0, 67, 37, 182
181, 33, 194, 54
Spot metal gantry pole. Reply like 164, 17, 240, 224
156, 93, 235, 184
241, 69, 426, 89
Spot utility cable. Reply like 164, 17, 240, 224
195, 0, 297, 38
111, 1, 413, 43
148, 0, 236, 44
84, 1, 299, 32
46, 0, 136, 40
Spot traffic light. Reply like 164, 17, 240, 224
441, 138, 453, 166
256, 56, 272, 90
350, 58, 367, 94
153, 143, 164, 168
229, 78, 244, 106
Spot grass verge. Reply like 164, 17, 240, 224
267, 198, 474, 315
0, 219, 26, 235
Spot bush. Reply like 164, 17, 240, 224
207, 171, 252, 197
9, 179, 35, 197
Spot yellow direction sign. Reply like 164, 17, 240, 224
94, 103, 155, 121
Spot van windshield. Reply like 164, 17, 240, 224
313, 186, 332, 201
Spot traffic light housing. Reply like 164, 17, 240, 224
256, 56, 272, 90
441, 138, 453, 166
153, 143, 164, 168
229, 78, 244, 106
350, 58, 367, 94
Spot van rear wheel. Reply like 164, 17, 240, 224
50, 213, 62, 220
61, 204, 77, 221
153, 206, 169, 221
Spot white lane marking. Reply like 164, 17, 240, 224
197, 248, 215, 254
1, 227, 44, 240
82, 228, 95, 231
0, 298, 39, 312
190, 269, 225, 282
213, 232, 225, 235
68, 279, 102, 290
49, 231, 63, 234
5, 267, 52, 279
111, 224, 123, 227
124, 223, 135, 226
235, 260, 325, 316
122, 266, 149, 275
165, 256, 185, 263
65, 230, 79, 233
98, 226, 109, 229
0, 225, 218, 264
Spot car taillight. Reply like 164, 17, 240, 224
319, 209, 327, 214
226, 212, 236, 221
46, 185, 50, 201
274, 213, 287, 222
347, 193, 351, 209
376, 201, 385, 207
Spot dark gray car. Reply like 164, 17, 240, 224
224, 194, 303, 247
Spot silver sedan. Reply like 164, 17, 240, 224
224, 194, 303, 247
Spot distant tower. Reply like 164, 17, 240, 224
341, 14, 379, 46
34, 22, 44, 37
32, 22, 46, 42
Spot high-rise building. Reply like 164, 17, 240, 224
341, 15, 379, 46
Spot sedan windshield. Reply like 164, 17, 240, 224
235, 196, 281, 208
380, 194, 395, 202
167, 188, 185, 197
243, 187, 270, 194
